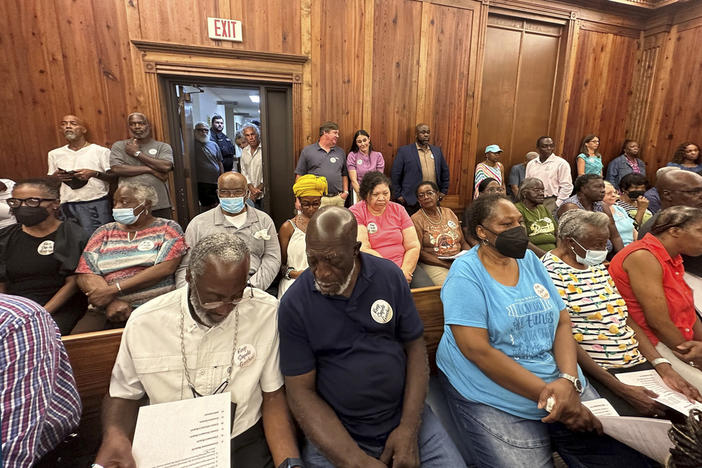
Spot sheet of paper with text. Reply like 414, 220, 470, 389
132, 393, 231, 468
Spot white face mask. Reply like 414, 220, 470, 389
571, 238, 607, 266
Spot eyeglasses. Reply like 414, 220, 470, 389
195, 128, 209, 133
194, 282, 253, 310
217, 189, 247, 197
6, 197, 57, 208
300, 201, 321, 208
417, 190, 436, 199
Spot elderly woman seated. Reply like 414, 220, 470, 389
514, 177, 558, 257
278, 174, 325, 298
437, 194, 653, 466
603, 181, 637, 247
610, 206, 702, 391
349, 171, 433, 288
411, 181, 470, 286
542, 209, 700, 416
0, 177, 88, 334
72, 182, 187, 332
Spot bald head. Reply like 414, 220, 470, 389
658, 169, 702, 209
218, 171, 247, 188
307, 206, 357, 247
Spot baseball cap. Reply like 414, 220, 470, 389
485, 144, 503, 153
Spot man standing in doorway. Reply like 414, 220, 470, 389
109, 113, 174, 219
210, 114, 236, 172
295, 121, 349, 208
194, 122, 224, 211
48, 114, 114, 235
391, 124, 449, 215
240, 123, 265, 210
525, 136, 573, 214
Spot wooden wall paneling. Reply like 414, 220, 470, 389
309, 0, 366, 154
417, 3, 474, 203
650, 23, 702, 168
370, 0, 423, 172
361, 0, 375, 133
626, 31, 661, 146
562, 29, 639, 167
300, 0, 313, 151
552, 15, 579, 156
0, 1, 73, 178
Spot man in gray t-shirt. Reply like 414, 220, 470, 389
295, 121, 349, 207
110, 113, 174, 218
193, 121, 224, 210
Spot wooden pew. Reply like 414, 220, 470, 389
411, 285, 444, 374
62, 329, 123, 446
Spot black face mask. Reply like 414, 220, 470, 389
482, 225, 529, 259
627, 190, 645, 200
12, 206, 50, 227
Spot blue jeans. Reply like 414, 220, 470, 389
61, 196, 112, 235
439, 371, 655, 468
302, 405, 466, 468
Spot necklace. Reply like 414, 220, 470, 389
180, 304, 239, 397
127, 230, 137, 242
420, 207, 442, 225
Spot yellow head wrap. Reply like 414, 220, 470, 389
293, 174, 328, 198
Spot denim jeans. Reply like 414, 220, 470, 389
301, 405, 466, 468
61, 196, 112, 235
439, 371, 655, 468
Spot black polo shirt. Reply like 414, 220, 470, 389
278, 253, 424, 446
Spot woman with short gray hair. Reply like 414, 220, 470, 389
542, 209, 701, 415
73, 182, 187, 332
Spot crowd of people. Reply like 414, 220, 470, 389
2, 114, 702, 467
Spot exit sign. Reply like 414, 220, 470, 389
207, 17, 243, 42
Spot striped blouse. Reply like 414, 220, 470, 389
0, 294, 81, 465
541, 253, 646, 369
76, 218, 188, 307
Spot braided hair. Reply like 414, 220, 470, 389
668, 409, 702, 467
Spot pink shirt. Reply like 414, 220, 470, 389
346, 151, 385, 184
525, 154, 573, 205
349, 201, 412, 267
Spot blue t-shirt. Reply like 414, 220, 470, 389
577, 153, 603, 175
437, 247, 586, 420
278, 253, 424, 445
611, 204, 635, 246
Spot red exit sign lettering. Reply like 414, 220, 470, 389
207, 17, 243, 42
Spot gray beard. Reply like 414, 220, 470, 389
195, 134, 209, 144
314, 261, 356, 296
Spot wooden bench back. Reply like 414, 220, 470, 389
411, 285, 444, 374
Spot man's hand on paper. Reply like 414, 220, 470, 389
657, 364, 702, 403
618, 384, 664, 417
94, 433, 136, 468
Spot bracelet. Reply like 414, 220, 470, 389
651, 357, 671, 367
115, 282, 122, 292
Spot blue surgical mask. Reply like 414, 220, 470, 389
219, 197, 245, 214
571, 239, 607, 266
113, 202, 144, 225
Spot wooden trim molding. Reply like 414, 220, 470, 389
131, 40, 309, 64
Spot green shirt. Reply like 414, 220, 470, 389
515, 202, 557, 251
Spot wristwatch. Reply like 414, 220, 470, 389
134, 150, 142, 158
284, 266, 295, 280
558, 373, 584, 394
278, 458, 304, 468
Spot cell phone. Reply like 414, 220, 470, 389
58, 168, 76, 174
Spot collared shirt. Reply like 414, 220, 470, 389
0, 294, 81, 466
609, 233, 696, 345
241, 144, 263, 189
109, 286, 283, 438
110, 139, 174, 210
346, 150, 385, 185
194, 140, 223, 184
295, 143, 348, 194
416, 143, 437, 184
278, 253, 424, 445
48, 143, 111, 203
606, 154, 646, 190
525, 154, 573, 205
176, 206, 281, 290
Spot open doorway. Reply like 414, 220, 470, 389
161, 78, 294, 229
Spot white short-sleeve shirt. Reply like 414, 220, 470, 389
47, 143, 111, 203
109, 286, 284, 438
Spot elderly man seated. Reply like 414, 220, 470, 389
278, 206, 465, 467
176, 172, 280, 293
94, 233, 301, 468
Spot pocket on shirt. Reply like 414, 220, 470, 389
133, 356, 182, 374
